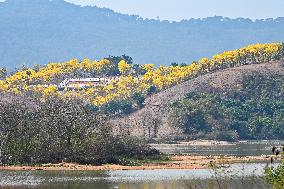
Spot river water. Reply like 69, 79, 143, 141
0, 163, 273, 189
0, 141, 282, 189
152, 140, 284, 156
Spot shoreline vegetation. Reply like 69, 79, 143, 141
0, 154, 275, 171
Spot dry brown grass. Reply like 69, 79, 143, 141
111, 61, 284, 139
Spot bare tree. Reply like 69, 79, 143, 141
0, 67, 7, 79
141, 106, 161, 139
0, 95, 32, 164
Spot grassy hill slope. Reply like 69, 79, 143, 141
1, 42, 283, 141
111, 61, 284, 140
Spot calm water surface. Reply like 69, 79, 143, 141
0, 163, 273, 189
152, 140, 284, 156
1, 141, 281, 189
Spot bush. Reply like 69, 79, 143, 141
0, 95, 159, 165
132, 92, 145, 108
101, 100, 133, 115
147, 86, 157, 95
265, 164, 284, 189
170, 73, 284, 140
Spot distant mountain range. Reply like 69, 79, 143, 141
1, 0, 284, 69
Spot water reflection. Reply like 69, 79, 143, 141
152, 140, 284, 156
0, 163, 272, 189
118, 182, 182, 189
1, 140, 279, 189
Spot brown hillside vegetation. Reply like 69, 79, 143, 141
110, 61, 284, 139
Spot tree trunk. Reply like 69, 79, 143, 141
0, 139, 5, 165
0, 148, 2, 165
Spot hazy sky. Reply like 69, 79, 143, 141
65, 0, 284, 21
1, 0, 284, 21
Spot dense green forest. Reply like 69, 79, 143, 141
171, 73, 284, 141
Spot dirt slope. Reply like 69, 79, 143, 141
110, 61, 284, 139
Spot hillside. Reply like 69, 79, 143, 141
0, 42, 283, 141
1, 0, 284, 69
111, 61, 284, 140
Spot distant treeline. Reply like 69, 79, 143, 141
1, 0, 284, 69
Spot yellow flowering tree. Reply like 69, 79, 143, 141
0, 42, 283, 108
118, 60, 131, 75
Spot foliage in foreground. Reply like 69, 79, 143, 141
265, 163, 284, 189
170, 73, 284, 140
182, 161, 269, 189
265, 146, 284, 189
0, 95, 159, 165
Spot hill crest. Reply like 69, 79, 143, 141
1, 0, 284, 69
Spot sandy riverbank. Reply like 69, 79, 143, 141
0, 155, 274, 171
151, 140, 236, 147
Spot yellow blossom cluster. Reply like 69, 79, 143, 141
0, 58, 113, 94
118, 60, 131, 75
90, 42, 284, 106
0, 42, 283, 107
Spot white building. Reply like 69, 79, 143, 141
58, 77, 118, 90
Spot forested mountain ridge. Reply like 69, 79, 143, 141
1, 0, 284, 69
